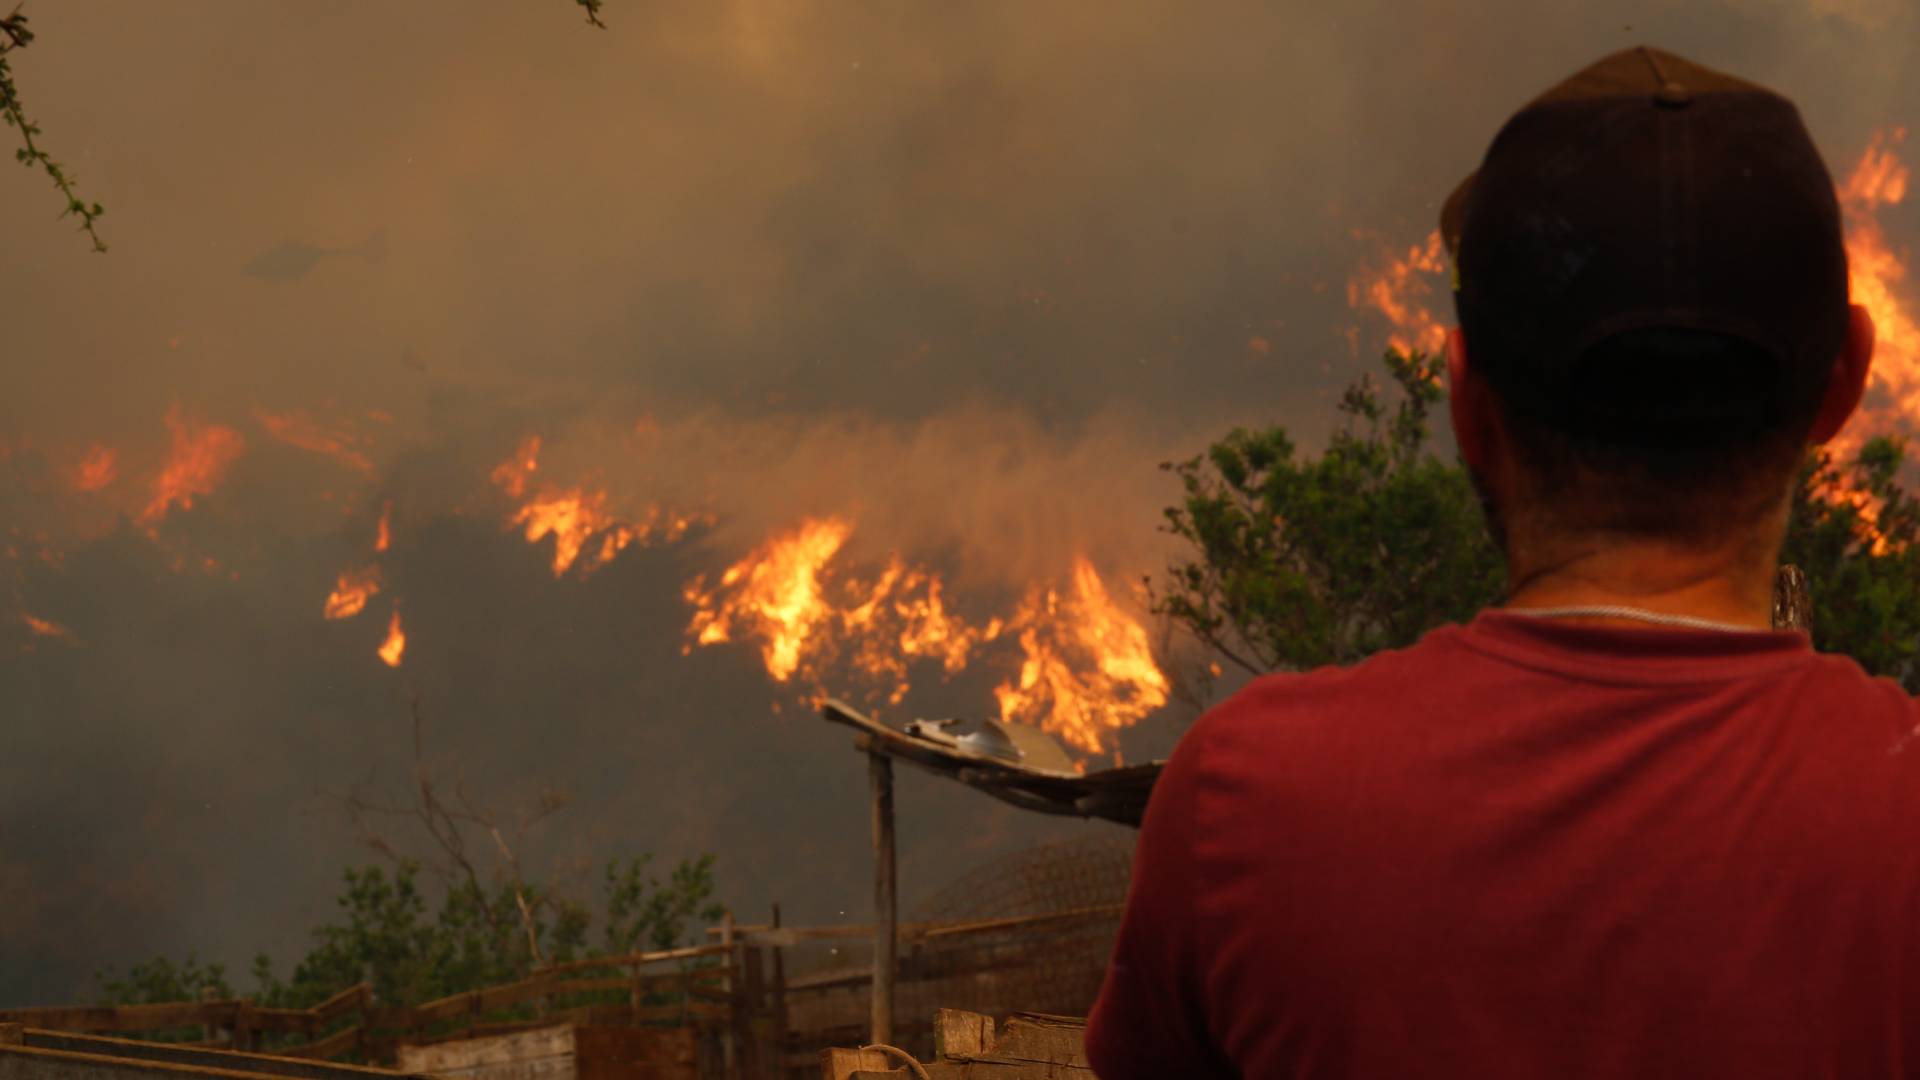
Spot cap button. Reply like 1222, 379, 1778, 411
1656, 80, 1691, 107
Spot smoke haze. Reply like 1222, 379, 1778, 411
3, 0, 1916, 1002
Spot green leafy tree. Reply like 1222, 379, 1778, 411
1155, 348, 1920, 690
603, 853, 726, 954
236, 853, 717, 1013
95, 954, 233, 1005
91, 954, 235, 1043
95, 850, 723, 1050
249, 862, 462, 1010
1781, 436, 1920, 690
1153, 349, 1503, 678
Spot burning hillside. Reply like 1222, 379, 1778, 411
4, 398, 1181, 761
7, 130, 1913, 765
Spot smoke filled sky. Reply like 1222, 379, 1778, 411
3, 1, 1917, 1003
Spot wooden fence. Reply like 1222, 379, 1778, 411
0, 906, 1120, 1080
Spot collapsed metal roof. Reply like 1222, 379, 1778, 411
821, 699, 1162, 827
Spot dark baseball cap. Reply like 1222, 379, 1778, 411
1442, 46, 1850, 439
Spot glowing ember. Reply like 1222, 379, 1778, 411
374, 501, 393, 552
141, 408, 245, 525
683, 518, 1164, 756
324, 566, 382, 620
993, 558, 1170, 754
492, 436, 707, 577
1348, 229, 1450, 359
255, 408, 373, 473
69, 444, 118, 493
21, 613, 78, 644
378, 609, 407, 667
684, 517, 852, 681
490, 436, 542, 499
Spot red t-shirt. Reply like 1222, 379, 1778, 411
1086, 611, 1920, 1079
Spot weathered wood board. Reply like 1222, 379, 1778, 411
394, 1023, 696, 1080
821, 1011, 1092, 1080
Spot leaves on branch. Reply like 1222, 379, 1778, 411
1151, 349, 1503, 680
1, 5, 107, 252
1153, 347, 1920, 697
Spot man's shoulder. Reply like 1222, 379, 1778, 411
1182, 625, 1474, 751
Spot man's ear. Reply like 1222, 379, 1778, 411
1808, 303, 1876, 445
1447, 327, 1492, 473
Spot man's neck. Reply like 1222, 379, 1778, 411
1500, 522, 1783, 630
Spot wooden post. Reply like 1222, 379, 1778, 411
869, 750, 897, 1048
739, 945, 765, 1079
629, 958, 644, 1023
770, 903, 789, 1079
721, 910, 738, 1080
233, 1002, 255, 1054
200, 985, 222, 1048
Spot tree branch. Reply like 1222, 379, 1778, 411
1, 6, 107, 252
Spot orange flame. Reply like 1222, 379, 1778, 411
684, 517, 851, 681
841, 559, 1005, 706
493, 436, 707, 577
490, 436, 541, 499
374, 501, 393, 553
141, 408, 245, 525
993, 558, 1170, 754
21, 613, 78, 645
1817, 127, 1917, 551
69, 444, 118, 493
683, 518, 1164, 755
1348, 229, 1450, 359
378, 609, 407, 667
255, 408, 373, 473
324, 566, 382, 620
1839, 128, 1918, 441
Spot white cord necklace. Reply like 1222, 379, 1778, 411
1504, 605, 1765, 633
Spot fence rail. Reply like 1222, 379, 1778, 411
0, 906, 1119, 1079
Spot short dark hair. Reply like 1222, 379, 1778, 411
1480, 327, 1828, 542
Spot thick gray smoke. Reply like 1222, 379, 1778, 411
2, 0, 1915, 1003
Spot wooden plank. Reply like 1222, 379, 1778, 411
16, 1030, 421, 1080
274, 1025, 362, 1063
536, 944, 733, 979
819, 1048, 898, 1080
309, 987, 369, 1027
870, 751, 897, 1048
574, 1026, 697, 1080
932, 1011, 992, 1061
244, 1009, 321, 1036
0, 1002, 233, 1035
985, 1015, 1087, 1068
396, 1023, 575, 1075
0, 1044, 306, 1080
723, 905, 1122, 949
782, 967, 874, 995
916, 906, 1122, 942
